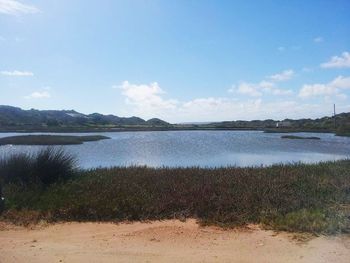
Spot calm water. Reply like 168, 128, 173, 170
0, 131, 349, 168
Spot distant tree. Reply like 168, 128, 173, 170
46, 119, 59, 126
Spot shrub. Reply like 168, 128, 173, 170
0, 153, 33, 185
33, 148, 77, 186
0, 147, 77, 187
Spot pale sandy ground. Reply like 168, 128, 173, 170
0, 219, 349, 263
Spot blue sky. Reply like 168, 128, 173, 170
0, 0, 349, 122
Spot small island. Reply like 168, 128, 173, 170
0, 135, 110, 146
281, 135, 321, 140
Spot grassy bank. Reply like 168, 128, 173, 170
0, 135, 110, 145
0, 150, 349, 234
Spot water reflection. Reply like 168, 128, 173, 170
0, 131, 349, 168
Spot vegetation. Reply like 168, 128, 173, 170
0, 148, 77, 186
281, 135, 321, 140
336, 123, 350, 137
0, 135, 110, 145
0, 149, 349, 234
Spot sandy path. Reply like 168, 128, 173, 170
0, 219, 349, 263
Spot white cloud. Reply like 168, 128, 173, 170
259, 81, 274, 88
330, 75, 350, 89
182, 97, 230, 112
0, 0, 39, 15
24, 91, 51, 99
228, 71, 294, 97
268, 70, 294, 82
179, 98, 350, 122
299, 84, 335, 98
235, 82, 262, 97
263, 87, 293, 96
1, 70, 33, 76
115, 81, 314, 122
118, 81, 178, 116
321, 52, 350, 68
299, 76, 350, 98
313, 37, 323, 43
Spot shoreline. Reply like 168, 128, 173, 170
0, 127, 335, 134
1, 219, 349, 263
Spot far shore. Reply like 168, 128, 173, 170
0, 126, 336, 134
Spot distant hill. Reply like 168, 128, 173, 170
0, 105, 349, 135
206, 112, 350, 132
146, 118, 171, 126
0, 105, 169, 130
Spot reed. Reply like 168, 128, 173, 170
1, 150, 349, 234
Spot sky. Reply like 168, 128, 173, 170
0, 0, 350, 123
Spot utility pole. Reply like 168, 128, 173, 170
333, 104, 336, 130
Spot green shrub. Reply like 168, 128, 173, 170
0, 153, 34, 185
265, 208, 349, 234
0, 147, 77, 187
34, 148, 77, 186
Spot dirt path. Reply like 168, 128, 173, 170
0, 219, 349, 263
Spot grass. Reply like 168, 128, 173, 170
0, 148, 77, 186
281, 135, 321, 140
0, 149, 349, 234
0, 135, 110, 145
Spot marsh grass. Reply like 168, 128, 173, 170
0, 147, 77, 187
0, 152, 349, 234
0, 135, 110, 145
281, 135, 321, 140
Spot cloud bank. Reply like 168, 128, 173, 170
299, 76, 350, 99
1, 70, 34, 76
114, 79, 349, 123
24, 91, 51, 99
0, 0, 39, 15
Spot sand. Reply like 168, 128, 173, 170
0, 219, 349, 263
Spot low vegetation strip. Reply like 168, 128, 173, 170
0, 149, 349, 234
281, 135, 321, 140
0, 135, 110, 145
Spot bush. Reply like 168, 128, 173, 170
0, 147, 77, 187
34, 148, 77, 186
0, 153, 34, 185
265, 208, 349, 234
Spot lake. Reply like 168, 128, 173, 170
0, 131, 349, 168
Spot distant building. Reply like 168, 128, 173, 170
276, 121, 292, 128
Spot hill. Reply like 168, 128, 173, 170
204, 112, 350, 135
0, 105, 169, 131
0, 105, 349, 135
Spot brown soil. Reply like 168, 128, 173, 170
0, 219, 349, 263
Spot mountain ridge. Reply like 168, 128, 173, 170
0, 105, 170, 128
0, 105, 349, 136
